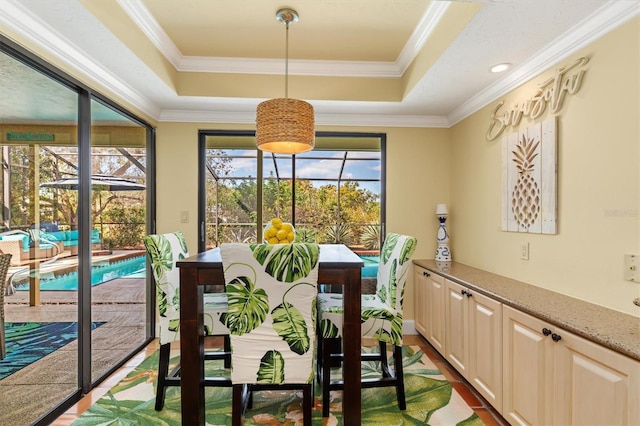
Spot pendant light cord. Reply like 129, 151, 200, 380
285, 21, 290, 99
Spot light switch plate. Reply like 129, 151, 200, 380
180, 210, 189, 223
623, 254, 639, 283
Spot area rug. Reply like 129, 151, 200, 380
0, 321, 104, 380
72, 345, 483, 425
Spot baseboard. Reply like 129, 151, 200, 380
403, 320, 417, 335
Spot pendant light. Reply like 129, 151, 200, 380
255, 8, 315, 154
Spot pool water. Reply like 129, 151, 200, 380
15, 255, 146, 291
360, 255, 379, 278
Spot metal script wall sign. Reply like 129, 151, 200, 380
502, 118, 557, 234
487, 57, 588, 141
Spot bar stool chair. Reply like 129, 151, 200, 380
220, 242, 320, 426
143, 232, 231, 411
317, 233, 417, 417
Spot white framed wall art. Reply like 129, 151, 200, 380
502, 118, 557, 234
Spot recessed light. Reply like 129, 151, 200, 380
490, 63, 511, 73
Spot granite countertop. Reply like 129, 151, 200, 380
413, 259, 640, 361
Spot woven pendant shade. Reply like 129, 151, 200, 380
256, 98, 315, 154
255, 8, 315, 155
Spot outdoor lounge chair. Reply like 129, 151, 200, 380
143, 232, 231, 411
0, 253, 14, 359
0, 230, 62, 266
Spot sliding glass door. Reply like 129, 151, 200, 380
0, 49, 81, 424
0, 38, 153, 425
89, 98, 148, 383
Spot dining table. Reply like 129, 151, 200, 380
177, 243, 364, 425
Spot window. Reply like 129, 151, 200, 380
201, 131, 384, 252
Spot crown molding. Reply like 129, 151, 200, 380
447, 0, 640, 126
395, 1, 450, 74
178, 56, 403, 77
3, 0, 636, 130
118, 0, 446, 78
159, 109, 450, 128
116, 0, 182, 68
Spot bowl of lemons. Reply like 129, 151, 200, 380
263, 218, 296, 244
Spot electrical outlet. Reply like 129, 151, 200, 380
623, 254, 639, 283
520, 242, 529, 260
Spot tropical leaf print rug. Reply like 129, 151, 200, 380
72, 345, 483, 425
0, 322, 105, 380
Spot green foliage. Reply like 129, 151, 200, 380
101, 205, 146, 249
205, 151, 381, 247
221, 275, 269, 336
294, 228, 317, 243
323, 223, 352, 245
360, 225, 381, 250
257, 350, 285, 384
254, 243, 319, 283
271, 302, 310, 355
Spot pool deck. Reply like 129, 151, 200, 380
5, 250, 145, 306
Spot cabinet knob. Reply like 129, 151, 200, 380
461, 289, 467, 296
423, 271, 430, 277
551, 333, 562, 342
542, 328, 552, 336
466, 291, 472, 298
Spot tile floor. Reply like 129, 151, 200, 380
51, 334, 508, 425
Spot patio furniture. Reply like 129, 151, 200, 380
220, 242, 320, 426
41, 229, 102, 256
142, 232, 231, 411
0, 230, 63, 266
0, 253, 13, 359
318, 233, 417, 417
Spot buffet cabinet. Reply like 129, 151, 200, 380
414, 265, 640, 425
503, 305, 640, 426
414, 267, 502, 410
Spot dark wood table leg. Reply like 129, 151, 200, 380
180, 267, 205, 425
341, 267, 362, 425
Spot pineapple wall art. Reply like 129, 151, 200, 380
502, 118, 557, 234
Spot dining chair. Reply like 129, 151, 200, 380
0, 253, 13, 360
220, 242, 320, 426
142, 232, 231, 411
317, 233, 417, 417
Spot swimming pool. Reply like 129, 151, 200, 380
15, 255, 146, 291
360, 254, 379, 278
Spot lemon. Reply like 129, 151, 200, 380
281, 223, 293, 233
286, 232, 295, 242
268, 237, 279, 244
276, 229, 288, 241
271, 218, 283, 229
266, 227, 277, 238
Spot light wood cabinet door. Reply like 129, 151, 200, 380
468, 289, 503, 412
413, 267, 446, 354
503, 305, 640, 426
502, 305, 554, 426
413, 267, 429, 337
444, 279, 470, 377
427, 271, 446, 354
553, 327, 640, 426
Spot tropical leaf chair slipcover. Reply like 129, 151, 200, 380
220, 242, 320, 426
142, 232, 231, 411
318, 233, 417, 417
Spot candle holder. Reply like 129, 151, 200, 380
435, 203, 451, 262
